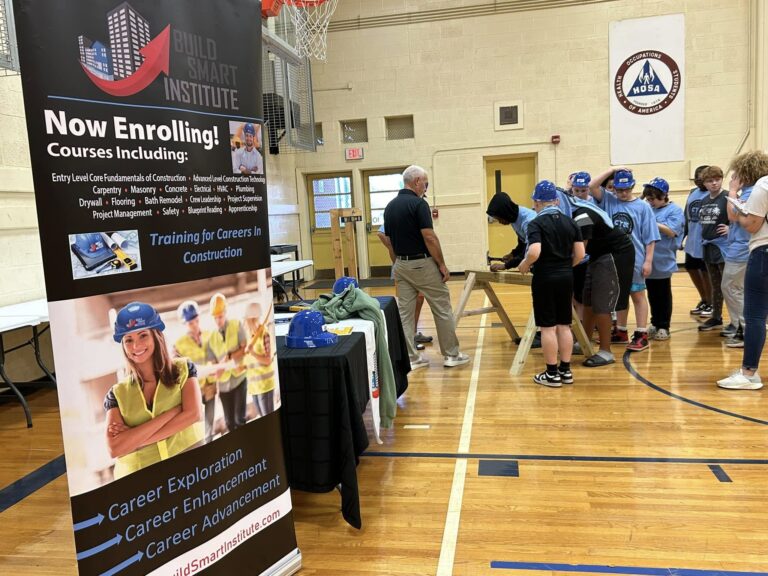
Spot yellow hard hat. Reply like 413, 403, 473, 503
210, 292, 227, 316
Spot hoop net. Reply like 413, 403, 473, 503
282, 0, 338, 61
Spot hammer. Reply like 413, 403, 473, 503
486, 250, 505, 265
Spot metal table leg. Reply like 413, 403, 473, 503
0, 333, 33, 428
31, 325, 56, 384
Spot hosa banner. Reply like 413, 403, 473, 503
609, 13, 685, 165
13, 1, 300, 574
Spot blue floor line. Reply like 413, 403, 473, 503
708, 464, 733, 482
490, 560, 768, 575
623, 351, 768, 426
364, 451, 768, 465
0, 455, 66, 513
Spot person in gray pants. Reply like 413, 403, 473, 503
382, 165, 470, 370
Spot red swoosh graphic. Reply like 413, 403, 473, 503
81, 25, 170, 97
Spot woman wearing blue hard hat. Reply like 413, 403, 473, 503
104, 301, 204, 478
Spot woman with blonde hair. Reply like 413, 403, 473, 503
717, 151, 768, 390
104, 302, 203, 478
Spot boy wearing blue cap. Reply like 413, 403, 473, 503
233, 122, 263, 175
643, 179, 684, 340
517, 181, 585, 386
590, 167, 661, 352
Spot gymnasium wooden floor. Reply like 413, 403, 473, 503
1, 275, 767, 575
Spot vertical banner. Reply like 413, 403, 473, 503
609, 14, 685, 165
13, 1, 301, 575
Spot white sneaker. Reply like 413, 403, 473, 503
410, 356, 430, 371
443, 352, 470, 367
647, 325, 657, 338
717, 370, 763, 390
654, 328, 670, 341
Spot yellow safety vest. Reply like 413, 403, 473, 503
246, 324, 276, 395
174, 332, 213, 388
208, 319, 247, 384
111, 359, 203, 478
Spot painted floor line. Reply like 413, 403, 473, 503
490, 560, 768, 575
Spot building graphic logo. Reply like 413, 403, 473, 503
614, 50, 680, 115
78, 2, 170, 97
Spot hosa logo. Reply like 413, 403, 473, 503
78, 2, 170, 97
614, 51, 680, 115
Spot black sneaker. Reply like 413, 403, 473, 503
689, 301, 706, 314
533, 371, 562, 387
698, 317, 723, 331
698, 304, 714, 317
558, 369, 574, 384
530, 333, 542, 349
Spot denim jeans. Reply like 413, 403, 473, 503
742, 245, 768, 370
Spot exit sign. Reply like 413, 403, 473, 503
345, 147, 364, 160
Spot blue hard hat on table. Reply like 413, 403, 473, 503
644, 177, 669, 195
332, 276, 359, 295
113, 302, 165, 343
286, 310, 338, 349
532, 180, 558, 201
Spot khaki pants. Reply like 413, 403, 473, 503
722, 260, 746, 328
394, 257, 460, 361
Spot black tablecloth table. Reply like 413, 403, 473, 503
278, 295, 410, 398
276, 332, 369, 529
374, 296, 410, 398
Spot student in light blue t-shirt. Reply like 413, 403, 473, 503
642, 179, 684, 341
590, 167, 661, 352
682, 165, 713, 316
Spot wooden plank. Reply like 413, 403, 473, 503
453, 272, 476, 324
509, 310, 537, 376
571, 305, 594, 358
483, 284, 519, 341
465, 269, 532, 286
330, 208, 344, 278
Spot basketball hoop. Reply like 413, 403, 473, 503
262, 0, 338, 61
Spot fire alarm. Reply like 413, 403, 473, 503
551, 134, 561, 144
432, 207, 439, 218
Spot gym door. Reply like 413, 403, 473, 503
485, 156, 536, 257
307, 172, 353, 279
363, 168, 405, 277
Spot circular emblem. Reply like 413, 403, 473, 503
613, 212, 634, 235
614, 51, 681, 115
688, 199, 702, 222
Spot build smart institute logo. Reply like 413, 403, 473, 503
614, 51, 680, 115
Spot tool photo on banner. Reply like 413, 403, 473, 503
95, 259, 122, 274
101, 232, 138, 270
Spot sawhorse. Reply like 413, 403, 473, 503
454, 270, 594, 376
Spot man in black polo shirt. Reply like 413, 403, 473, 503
383, 165, 469, 370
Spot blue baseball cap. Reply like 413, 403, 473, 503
532, 180, 558, 201
644, 177, 669, 195
243, 123, 256, 136
613, 169, 635, 189
572, 171, 591, 188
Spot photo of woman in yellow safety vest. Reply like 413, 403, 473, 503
104, 301, 204, 479
173, 300, 217, 443
244, 301, 277, 417
208, 292, 248, 433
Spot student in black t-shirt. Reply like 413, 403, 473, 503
518, 181, 585, 387
698, 165, 730, 331
570, 198, 635, 367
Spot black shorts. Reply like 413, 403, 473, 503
532, 272, 573, 328
684, 253, 706, 271
583, 250, 633, 314
573, 260, 588, 304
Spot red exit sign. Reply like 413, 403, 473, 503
345, 147, 364, 160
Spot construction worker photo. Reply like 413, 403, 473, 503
244, 301, 278, 418
208, 292, 248, 434
103, 301, 204, 479
173, 300, 218, 443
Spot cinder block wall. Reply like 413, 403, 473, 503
292, 0, 755, 272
